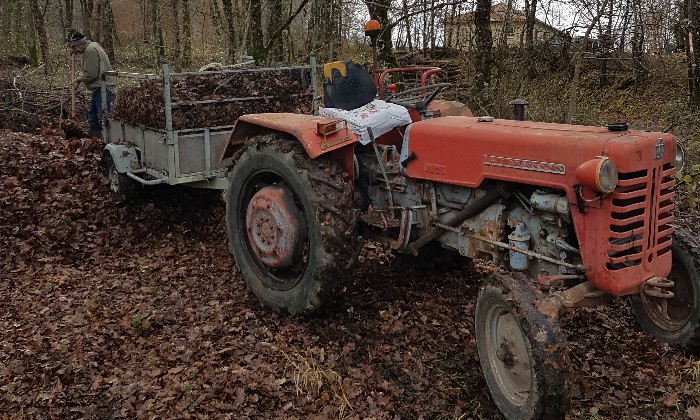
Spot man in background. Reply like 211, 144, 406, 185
67, 29, 116, 138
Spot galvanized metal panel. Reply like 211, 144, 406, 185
143, 130, 169, 173
177, 127, 233, 175
178, 131, 206, 175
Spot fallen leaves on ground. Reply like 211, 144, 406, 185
1, 130, 699, 419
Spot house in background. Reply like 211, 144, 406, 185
444, 3, 567, 50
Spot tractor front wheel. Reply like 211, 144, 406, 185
225, 134, 358, 315
475, 274, 567, 420
630, 227, 700, 351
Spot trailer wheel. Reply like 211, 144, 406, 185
475, 274, 567, 420
102, 152, 138, 201
630, 227, 700, 351
225, 134, 358, 315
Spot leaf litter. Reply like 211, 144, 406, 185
1, 130, 699, 419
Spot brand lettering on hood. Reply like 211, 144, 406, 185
483, 155, 566, 175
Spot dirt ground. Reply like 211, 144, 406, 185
1, 130, 700, 419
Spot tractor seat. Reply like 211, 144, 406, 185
321, 60, 411, 145
322, 61, 377, 110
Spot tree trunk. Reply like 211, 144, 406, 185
262, 0, 308, 61
473, 0, 493, 109
524, 0, 537, 47
64, 0, 74, 29
29, 0, 48, 71
266, 0, 285, 62
403, 0, 412, 50
149, 0, 164, 67
94, 0, 103, 44
221, 0, 237, 62
182, 0, 192, 68
365, 0, 398, 69
1, 0, 13, 57
171, 0, 181, 70
599, 0, 613, 87
685, 0, 700, 106
250, 0, 263, 62
566, 0, 611, 124
102, 0, 116, 60
13, 0, 24, 56
631, 0, 646, 84
26, 1, 38, 67
79, 0, 95, 39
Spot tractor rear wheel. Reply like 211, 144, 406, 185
225, 134, 358, 315
475, 274, 567, 420
630, 227, 700, 351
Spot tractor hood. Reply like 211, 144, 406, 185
404, 116, 677, 190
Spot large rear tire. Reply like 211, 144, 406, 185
630, 227, 700, 351
475, 274, 567, 420
225, 134, 359, 315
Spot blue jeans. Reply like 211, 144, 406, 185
88, 88, 115, 130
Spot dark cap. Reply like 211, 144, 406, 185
66, 29, 88, 47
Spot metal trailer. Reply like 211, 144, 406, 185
99, 58, 318, 195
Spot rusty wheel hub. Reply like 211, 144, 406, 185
641, 269, 693, 331
246, 186, 306, 269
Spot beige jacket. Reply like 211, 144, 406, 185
77, 42, 115, 91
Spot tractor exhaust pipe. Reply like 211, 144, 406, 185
406, 182, 510, 254
510, 99, 528, 121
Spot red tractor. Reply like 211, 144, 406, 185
220, 58, 696, 418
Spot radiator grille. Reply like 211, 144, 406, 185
606, 163, 675, 271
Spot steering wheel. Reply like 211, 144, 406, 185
385, 82, 451, 110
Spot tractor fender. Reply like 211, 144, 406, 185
220, 113, 359, 161
102, 143, 139, 174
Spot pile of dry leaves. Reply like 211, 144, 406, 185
112, 69, 313, 130
1, 130, 699, 419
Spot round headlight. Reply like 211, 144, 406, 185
575, 157, 618, 193
597, 158, 618, 193
674, 142, 685, 173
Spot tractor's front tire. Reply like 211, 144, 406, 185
630, 227, 700, 352
103, 152, 138, 201
225, 134, 358, 315
475, 274, 567, 420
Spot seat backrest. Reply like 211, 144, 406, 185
322, 61, 377, 110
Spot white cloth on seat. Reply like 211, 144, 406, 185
319, 99, 412, 145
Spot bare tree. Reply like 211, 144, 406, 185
365, 0, 399, 68
250, 0, 263, 62
171, 0, 181, 70
221, 0, 237, 61
182, 0, 192, 68
473, 0, 493, 108
566, 0, 612, 123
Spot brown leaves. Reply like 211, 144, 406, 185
112, 71, 313, 130
2, 130, 700, 418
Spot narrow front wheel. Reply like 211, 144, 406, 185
475, 275, 567, 419
630, 227, 700, 351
